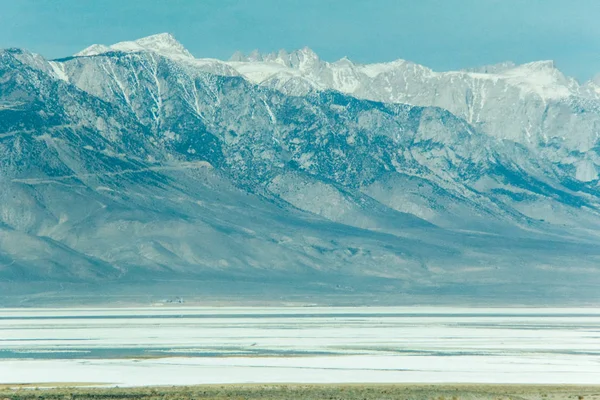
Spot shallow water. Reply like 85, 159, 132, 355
1, 307, 599, 386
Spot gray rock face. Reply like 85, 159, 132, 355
1, 36, 600, 304
229, 49, 600, 183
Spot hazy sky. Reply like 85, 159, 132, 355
1, 0, 599, 81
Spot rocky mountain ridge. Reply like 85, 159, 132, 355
78, 34, 600, 182
1, 34, 600, 304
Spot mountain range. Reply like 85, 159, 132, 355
1, 33, 599, 305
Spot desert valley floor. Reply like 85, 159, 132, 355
1, 307, 600, 387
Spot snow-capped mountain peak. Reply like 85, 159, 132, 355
74, 44, 111, 57
229, 47, 321, 69
223, 48, 596, 148
229, 50, 246, 62
133, 33, 193, 59
74, 33, 193, 61
519, 59, 556, 71
498, 60, 574, 100
226, 49, 576, 101
333, 56, 354, 66
285, 47, 320, 70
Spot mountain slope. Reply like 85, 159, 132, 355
81, 35, 600, 181
228, 49, 600, 183
56, 42, 600, 235
1, 37, 600, 305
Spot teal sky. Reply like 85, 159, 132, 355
1, 0, 599, 82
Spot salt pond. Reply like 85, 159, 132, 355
1, 307, 599, 386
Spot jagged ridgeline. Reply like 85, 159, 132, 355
1, 34, 600, 305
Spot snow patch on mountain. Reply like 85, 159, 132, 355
48, 61, 69, 82
75, 44, 112, 57
75, 33, 194, 61
228, 61, 299, 85
228, 50, 578, 102
498, 61, 575, 100
224, 47, 600, 179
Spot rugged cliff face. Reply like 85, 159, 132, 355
1, 34, 600, 305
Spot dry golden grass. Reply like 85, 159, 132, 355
1, 384, 600, 400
